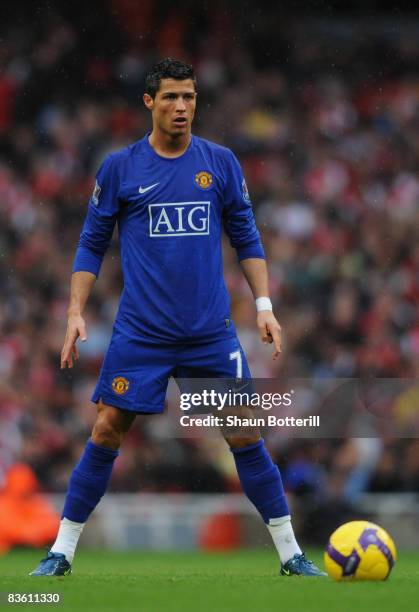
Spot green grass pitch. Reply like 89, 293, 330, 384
1, 549, 418, 612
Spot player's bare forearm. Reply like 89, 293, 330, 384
67, 271, 96, 316
61, 271, 96, 369
239, 257, 282, 359
239, 257, 269, 298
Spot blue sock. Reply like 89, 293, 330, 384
231, 439, 289, 523
62, 439, 119, 523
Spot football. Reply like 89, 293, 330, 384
324, 520, 397, 581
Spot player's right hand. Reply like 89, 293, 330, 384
60, 314, 87, 369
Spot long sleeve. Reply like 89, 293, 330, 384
222, 150, 265, 261
73, 154, 121, 277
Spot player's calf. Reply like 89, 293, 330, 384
30, 402, 135, 576
225, 431, 326, 576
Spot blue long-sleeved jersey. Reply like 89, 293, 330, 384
73, 134, 265, 343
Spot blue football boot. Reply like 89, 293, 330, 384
29, 552, 71, 576
280, 552, 327, 577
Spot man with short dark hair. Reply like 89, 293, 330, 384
30, 58, 325, 577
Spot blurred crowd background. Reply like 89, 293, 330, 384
1, 0, 418, 539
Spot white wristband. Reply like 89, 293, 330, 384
255, 297, 273, 312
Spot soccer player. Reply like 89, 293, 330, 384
30, 59, 325, 577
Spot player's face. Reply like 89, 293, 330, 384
144, 78, 197, 137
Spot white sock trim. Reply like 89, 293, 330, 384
268, 515, 292, 527
266, 515, 302, 565
50, 518, 85, 564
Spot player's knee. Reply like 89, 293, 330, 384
225, 434, 262, 450
91, 416, 125, 449
91, 402, 135, 449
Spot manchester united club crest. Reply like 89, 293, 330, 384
112, 376, 130, 395
195, 171, 213, 190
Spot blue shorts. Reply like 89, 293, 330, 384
91, 330, 251, 414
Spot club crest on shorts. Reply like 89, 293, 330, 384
195, 171, 213, 190
112, 376, 130, 395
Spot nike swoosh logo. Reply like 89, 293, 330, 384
282, 569, 291, 575
139, 183, 159, 194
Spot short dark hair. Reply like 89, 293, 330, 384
145, 58, 196, 98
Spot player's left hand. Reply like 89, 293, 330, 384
257, 311, 282, 359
